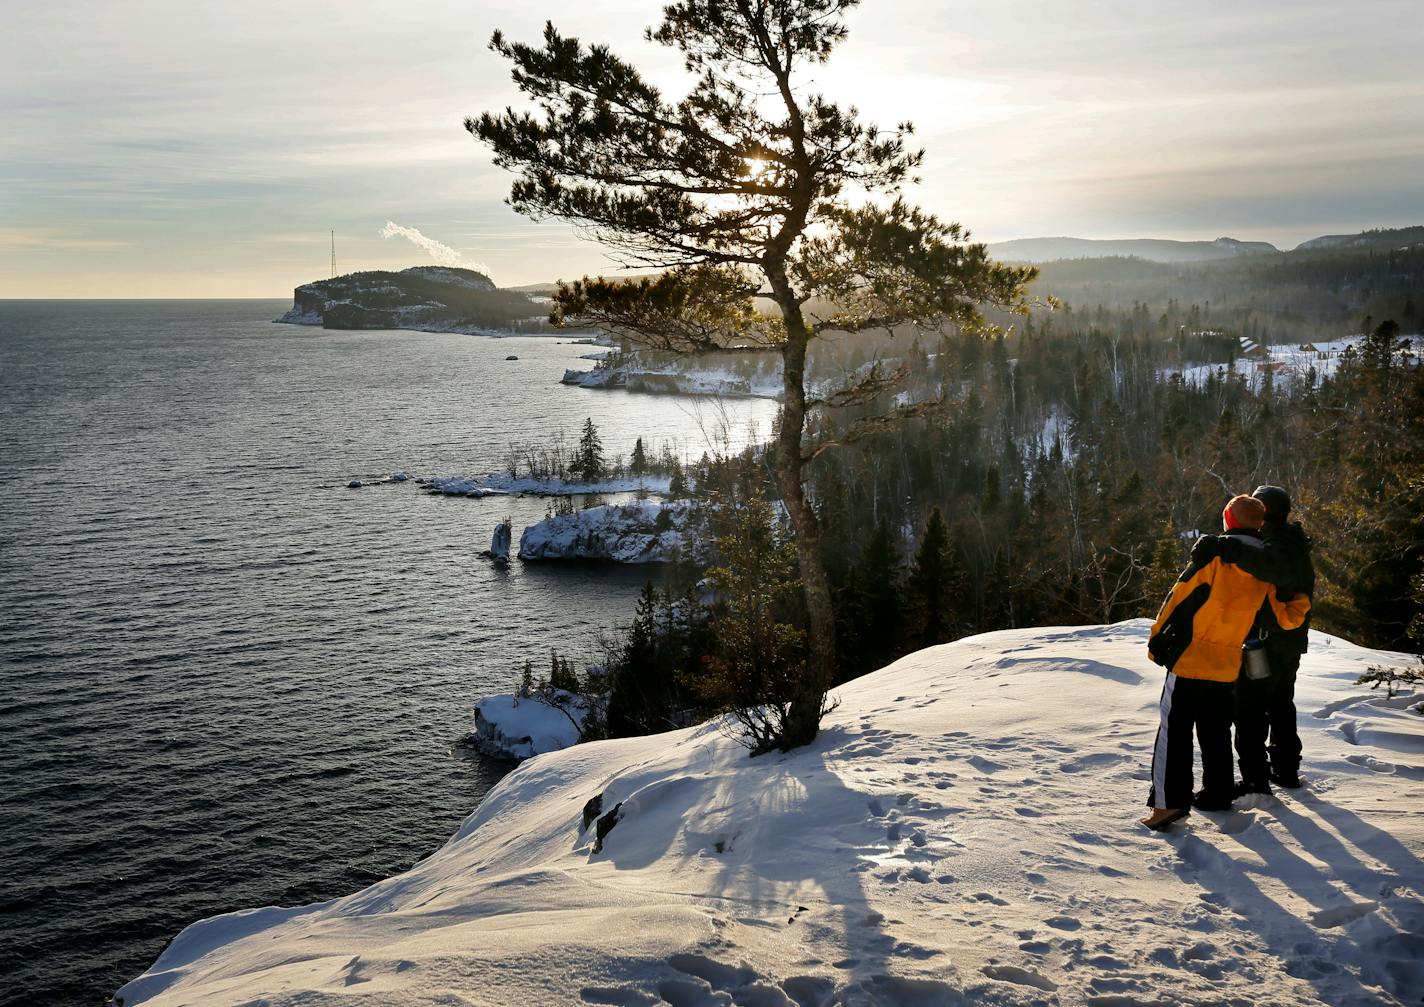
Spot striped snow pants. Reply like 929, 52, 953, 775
1147, 672, 1235, 810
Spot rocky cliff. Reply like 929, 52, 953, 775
275, 266, 544, 332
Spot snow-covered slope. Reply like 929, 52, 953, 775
116, 622, 1423, 1007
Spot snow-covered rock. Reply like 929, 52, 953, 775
424, 475, 509, 497
116, 623, 1424, 1007
562, 358, 784, 399
487, 518, 512, 565
518, 500, 697, 563
469, 691, 585, 761
425, 473, 672, 498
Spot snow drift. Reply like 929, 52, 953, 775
117, 622, 1423, 1007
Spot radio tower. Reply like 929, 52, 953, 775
330, 230, 336, 278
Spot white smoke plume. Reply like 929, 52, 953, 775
380, 220, 471, 268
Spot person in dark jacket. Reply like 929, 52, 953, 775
1191, 485, 1315, 792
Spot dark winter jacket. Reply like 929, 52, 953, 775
1149, 530, 1311, 682
1197, 521, 1315, 655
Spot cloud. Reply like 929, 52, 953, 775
380, 220, 488, 272
0, 229, 130, 251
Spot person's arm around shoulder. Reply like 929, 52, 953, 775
1193, 532, 1292, 586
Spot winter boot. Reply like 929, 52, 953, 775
1141, 808, 1189, 832
1269, 767, 1302, 789
1233, 778, 1273, 799
1192, 789, 1234, 812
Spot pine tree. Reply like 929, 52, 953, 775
549, 650, 579, 692
1144, 519, 1186, 615
843, 518, 903, 675
690, 493, 812, 754
630, 436, 649, 476
607, 581, 662, 736
471, 0, 1035, 750
569, 417, 605, 482
907, 508, 963, 647
668, 461, 688, 498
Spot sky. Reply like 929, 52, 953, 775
3, 0, 1421, 298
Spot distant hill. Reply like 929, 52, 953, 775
1297, 225, 1424, 252
275, 266, 546, 332
1013, 226, 1424, 342
988, 235, 1278, 264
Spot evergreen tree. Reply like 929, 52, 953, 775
689, 494, 812, 754
1144, 519, 1186, 615
607, 581, 663, 736
569, 417, 606, 482
1312, 320, 1423, 649
472, 0, 1035, 750
854, 519, 903, 674
668, 461, 688, 497
630, 436, 649, 476
549, 650, 579, 692
907, 508, 964, 647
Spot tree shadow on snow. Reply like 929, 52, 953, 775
594, 722, 966, 1004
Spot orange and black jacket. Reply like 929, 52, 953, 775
1203, 522, 1316, 656
1148, 530, 1311, 682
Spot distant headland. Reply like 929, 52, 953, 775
274, 265, 552, 334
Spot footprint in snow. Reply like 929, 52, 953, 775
580, 987, 658, 1006
981, 965, 1059, 992
860, 974, 959, 1006
1310, 901, 1379, 928
966, 755, 1008, 773
1212, 812, 1256, 836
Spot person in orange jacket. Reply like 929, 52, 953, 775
1141, 494, 1310, 831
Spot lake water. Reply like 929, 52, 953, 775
0, 300, 777, 1006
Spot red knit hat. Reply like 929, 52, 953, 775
1223, 494, 1266, 531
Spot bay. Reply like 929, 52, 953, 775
0, 299, 776, 1006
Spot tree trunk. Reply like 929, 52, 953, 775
768, 267, 837, 750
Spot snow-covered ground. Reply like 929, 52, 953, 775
117, 622, 1423, 1007
519, 500, 698, 563
1166, 336, 1420, 388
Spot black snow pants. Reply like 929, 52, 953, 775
1147, 672, 1234, 810
1235, 651, 1302, 784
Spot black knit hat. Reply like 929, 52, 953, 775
1252, 485, 1291, 521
